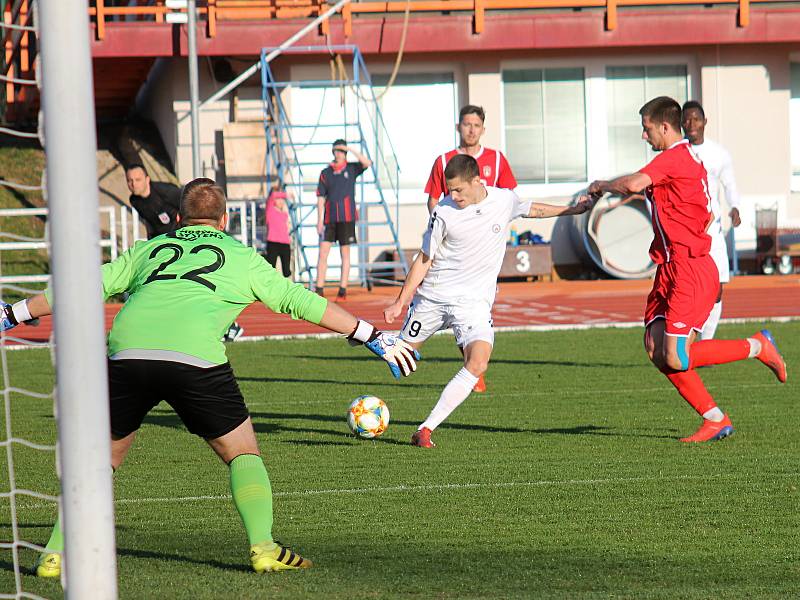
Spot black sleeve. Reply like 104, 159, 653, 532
350, 162, 367, 177
160, 182, 182, 211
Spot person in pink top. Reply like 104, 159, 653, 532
265, 190, 292, 278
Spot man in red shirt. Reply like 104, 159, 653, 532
425, 105, 517, 214
425, 105, 517, 393
587, 96, 786, 443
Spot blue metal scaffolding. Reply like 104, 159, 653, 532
260, 45, 409, 289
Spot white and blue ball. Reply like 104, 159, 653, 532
347, 395, 390, 439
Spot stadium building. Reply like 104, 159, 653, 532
5, 1, 800, 278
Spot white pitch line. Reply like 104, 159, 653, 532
3, 315, 798, 348
110, 471, 800, 507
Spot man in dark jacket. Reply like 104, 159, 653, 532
125, 163, 181, 239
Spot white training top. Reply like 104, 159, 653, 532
418, 186, 532, 305
691, 138, 740, 239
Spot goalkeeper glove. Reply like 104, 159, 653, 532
0, 300, 34, 332
1, 302, 19, 332
347, 319, 421, 379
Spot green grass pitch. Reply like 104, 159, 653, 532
0, 323, 798, 599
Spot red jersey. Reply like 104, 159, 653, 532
425, 147, 517, 199
639, 139, 713, 264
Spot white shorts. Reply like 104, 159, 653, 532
399, 295, 494, 348
709, 229, 730, 283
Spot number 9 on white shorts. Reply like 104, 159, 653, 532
399, 295, 495, 348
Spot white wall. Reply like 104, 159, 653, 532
142, 47, 799, 268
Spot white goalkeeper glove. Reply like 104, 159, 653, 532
347, 319, 420, 379
0, 300, 33, 333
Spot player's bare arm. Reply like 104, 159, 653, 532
426, 195, 439, 214
316, 196, 325, 235
526, 198, 595, 219
588, 172, 652, 198
1, 293, 50, 330
337, 144, 372, 169
384, 251, 433, 324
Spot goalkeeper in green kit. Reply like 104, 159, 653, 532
0, 179, 419, 577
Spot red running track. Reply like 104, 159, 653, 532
11, 275, 799, 344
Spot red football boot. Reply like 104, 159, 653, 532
411, 427, 436, 448
680, 414, 734, 443
753, 330, 787, 383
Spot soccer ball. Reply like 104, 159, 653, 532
347, 395, 390, 439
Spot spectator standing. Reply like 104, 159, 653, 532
265, 189, 292, 278
315, 139, 372, 301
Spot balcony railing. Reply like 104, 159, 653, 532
85, 0, 797, 40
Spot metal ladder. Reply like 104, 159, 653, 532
260, 44, 408, 289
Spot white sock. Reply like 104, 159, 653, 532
419, 367, 479, 432
747, 338, 762, 358
702, 407, 725, 422
701, 301, 722, 340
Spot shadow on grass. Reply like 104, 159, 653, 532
143, 410, 673, 442
277, 354, 644, 369
118, 546, 249, 573
237, 375, 443, 388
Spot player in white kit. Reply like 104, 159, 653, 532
384, 154, 593, 448
682, 101, 742, 340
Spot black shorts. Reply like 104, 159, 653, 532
323, 221, 357, 245
108, 359, 249, 440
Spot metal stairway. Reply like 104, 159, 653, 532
260, 45, 408, 289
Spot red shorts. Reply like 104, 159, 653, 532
644, 255, 719, 336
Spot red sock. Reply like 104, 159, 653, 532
661, 368, 717, 416
690, 339, 750, 369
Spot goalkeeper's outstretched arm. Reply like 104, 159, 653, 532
319, 301, 420, 380
1, 294, 51, 330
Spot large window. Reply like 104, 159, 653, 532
606, 65, 688, 176
373, 73, 458, 189
791, 62, 800, 190
502, 68, 587, 183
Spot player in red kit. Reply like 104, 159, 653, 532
587, 96, 786, 443
425, 105, 517, 393
425, 105, 517, 214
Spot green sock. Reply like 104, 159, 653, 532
229, 454, 273, 546
44, 515, 63, 553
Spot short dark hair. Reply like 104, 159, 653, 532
459, 105, 485, 124
180, 178, 227, 223
332, 139, 346, 148
681, 100, 706, 119
444, 154, 480, 182
125, 163, 147, 176
639, 96, 682, 132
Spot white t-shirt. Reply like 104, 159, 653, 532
418, 186, 532, 305
691, 138, 740, 239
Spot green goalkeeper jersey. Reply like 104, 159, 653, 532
61, 226, 326, 365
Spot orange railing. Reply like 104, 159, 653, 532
2, 0, 37, 119
85, 0, 794, 41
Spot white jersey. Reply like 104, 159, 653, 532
691, 138, 740, 239
418, 186, 532, 305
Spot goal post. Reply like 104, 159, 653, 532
38, 0, 118, 597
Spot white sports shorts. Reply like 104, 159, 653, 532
709, 227, 730, 283
399, 295, 494, 348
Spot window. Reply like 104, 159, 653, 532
502, 68, 587, 183
791, 63, 800, 190
373, 73, 457, 189
606, 65, 688, 176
